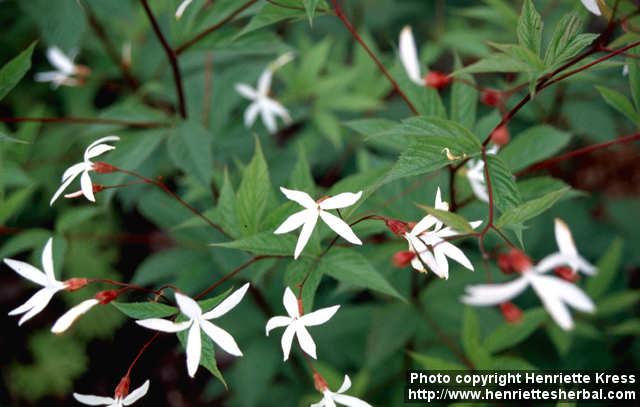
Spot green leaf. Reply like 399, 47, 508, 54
236, 139, 272, 236
318, 249, 403, 300
416, 205, 475, 234
284, 257, 321, 311
0, 132, 29, 144
241, 0, 305, 36
483, 308, 547, 353
499, 125, 572, 172
586, 238, 623, 300
628, 47, 640, 111
409, 352, 467, 370
288, 146, 316, 203
496, 188, 568, 228
112, 302, 177, 319
517, 0, 542, 56
607, 319, 640, 336
450, 54, 478, 130
596, 291, 640, 317
303, 0, 322, 25
454, 53, 534, 75
215, 169, 241, 237
596, 86, 639, 124
176, 326, 227, 387
0, 186, 34, 224
461, 307, 492, 368
486, 154, 521, 212
167, 121, 214, 187
212, 232, 298, 257
0, 41, 36, 101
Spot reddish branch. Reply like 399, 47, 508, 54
0, 116, 167, 128
195, 256, 273, 300
140, 0, 188, 118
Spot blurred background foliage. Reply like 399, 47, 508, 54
0, 0, 639, 406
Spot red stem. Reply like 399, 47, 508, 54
195, 256, 272, 300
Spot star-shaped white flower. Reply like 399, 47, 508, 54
175, 0, 193, 18
136, 285, 249, 377
235, 68, 292, 134
312, 375, 372, 407
461, 264, 595, 330
535, 219, 596, 276
4, 238, 66, 326
404, 188, 482, 279
74, 380, 150, 407
581, 0, 602, 16
465, 146, 499, 203
266, 287, 340, 361
50, 135, 120, 205
35, 47, 87, 88
274, 187, 363, 259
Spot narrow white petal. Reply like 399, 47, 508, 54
332, 394, 372, 407
3, 258, 48, 286
175, 0, 193, 18
432, 244, 450, 279
281, 322, 297, 361
175, 292, 202, 320
283, 286, 300, 318
581, 0, 602, 15
73, 393, 115, 406
337, 375, 352, 394
462, 277, 529, 306
50, 170, 81, 205
274, 209, 311, 234
51, 299, 99, 334
411, 215, 437, 236
534, 252, 567, 274
201, 283, 250, 320
294, 212, 318, 259
439, 241, 474, 271
243, 102, 261, 128
319, 191, 362, 210
262, 98, 291, 123
123, 380, 150, 406
532, 274, 595, 313
85, 144, 115, 160
528, 274, 575, 330
295, 324, 317, 359
235, 83, 258, 100
47, 47, 76, 75
575, 256, 597, 275
399, 26, 423, 85
554, 218, 578, 258
265, 316, 292, 335
260, 104, 278, 134
84, 136, 120, 156
257, 69, 273, 96
136, 318, 191, 333
186, 322, 202, 377
319, 211, 362, 245
300, 305, 340, 327
35, 71, 66, 83
200, 320, 243, 356
80, 171, 95, 202
41, 238, 56, 282
12, 288, 56, 325
62, 162, 89, 182
279, 187, 316, 208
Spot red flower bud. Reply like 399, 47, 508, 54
497, 249, 532, 274
497, 253, 514, 274
385, 219, 409, 236
480, 89, 502, 107
93, 184, 105, 193
95, 290, 120, 305
297, 297, 304, 316
499, 302, 523, 323
393, 251, 416, 268
424, 71, 451, 90
313, 372, 329, 393
93, 162, 116, 174
490, 125, 510, 146
114, 375, 130, 399
554, 266, 579, 283
64, 278, 89, 292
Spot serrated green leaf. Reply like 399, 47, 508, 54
167, 120, 214, 187
236, 139, 272, 236
596, 86, 639, 124
284, 257, 321, 311
483, 308, 547, 353
216, 169, 240, 237
486, 154, 521, 212
112, 301, 177, 319
0, 41, 36, 101
500, 125, 572, 172
496, 188, 568, 227
212, 232, 298, 257
240, 0, 304, 36
450, 54, 478, 130
586, 238, 623, 299
517, 0, 542, 56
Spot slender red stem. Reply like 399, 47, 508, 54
195, 256, 272, 300
126, 332, 161, 377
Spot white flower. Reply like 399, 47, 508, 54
266, 287, 340, 361
535, 219, 596, 276
465, 146, 499, 203
400, 25, 431, 86
51, 299, 100, 334
404, 188, 482, 279
175, 0, 193, 18
461, 266, 595, 330
312, 375, 372, 407
580, 0, 602, 16
50, 135, 120, 205
136, 285, 249, 377
274, 187, 363, 259
35, 47, 87, 88
4, 238, 66, 326
235, 67, 292, 134
74, 380, 150, 407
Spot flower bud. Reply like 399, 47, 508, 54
297, 297, 304, 316
393, 251, 416, 268
499, 302, 523, 323
385, 219, 409, 236
424, 71, 451, 90
114, 375, 130, 399
497, 249, 532, 274
313, 372, 329, 393
95, 290, 119, 305
64, 278, 89, 292
490, 125, 510, 146
480, 89, 502, 107
554, 266, 579, 283
93, 162, 116, 174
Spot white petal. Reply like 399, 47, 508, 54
300, 305, 340, 327
260, 104, 278, 134
274, 209, 311, 234
235, 83, 258, 100
279, 187, 316, 208
462, 277, 529, 306
47, 47, 76, 75
468, 174, 489, 203
257, 69, 273, 96
62, 162, 89, 182
80, 171, 95, 202
73, 393, 115, 406
554, 219, 578, 258
136, 318, 191, 333
295, 324, 317, 359
319, 211, 362, 245
574, 255, 597, 275
411, 215, 437, 235
435, 187, 447, 210
50, 169, 81, 205
35, 71, 66, 83
282, 286, 300, 318
528, 274, 575, 330
332, 394, 372, 407
123, 380, 150, 406
243, 102, 261, 128
175, 292, 202, 320
10, 288, 56, 325
85, 144, 115, 160
399, 26, 423, 85
84, 136, 120, 157
580, 0, 601, 15
9, 290, 47, 316
262, 98, 291, 123
534, 252, 567, 274
186, 322, 202, 377
439, 241, 474, 271
281, 322, 296, 361
201, 283, 250, 320
3, 258, 48, 286
200, 320, 243, 356
175, 0, 193, 18
531, 274, 595, 313
433, 244, 450, 279
41, 238, 56, 282
51, 299, 99, 334
294, 211, 318, 259
337, 375, 352, 394
265, 316, 292, 335
319, 191, 362, 210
